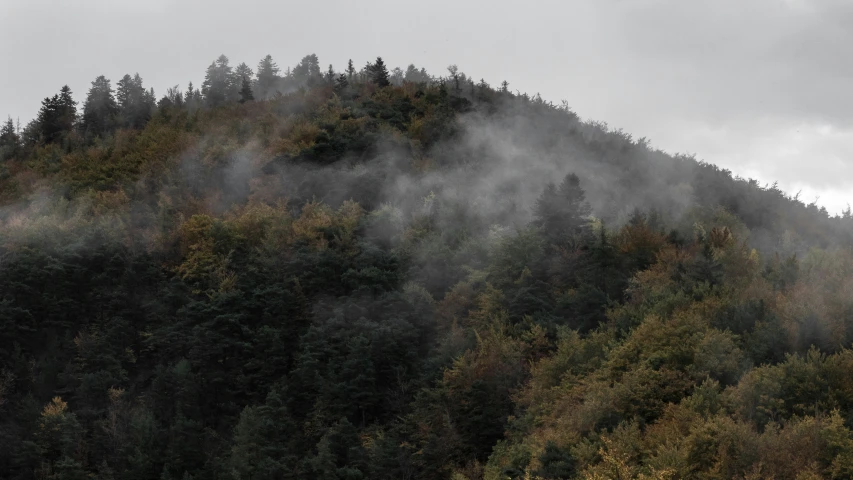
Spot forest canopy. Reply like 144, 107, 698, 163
1, 53, 853, 480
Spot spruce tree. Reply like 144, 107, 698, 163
325, 64, 335, 86
238, 77, 254, 103
334, 74, 349, 93
370, 56, 390, 87
234, 62, 253, 83
35, 86, 77, 144
533, 172, 592, 245
256, 54, 281, 99
345, 59, 356, 80
81, 75, 118, 140
57, 85, 78, 136
0, 116, 19, 160
292, 54, 321, 86
202, 55, 234, 107
117, 74, 155, 128
184, 82, 195, 105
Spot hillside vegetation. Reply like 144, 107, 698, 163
2, 53, 853, 480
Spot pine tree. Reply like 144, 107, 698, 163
345, 59, 356, 80
234, 62, 253, 84
500, 80, 509, 93
81, 75, 118, 140
239, 77, 254, 103
58, 86, 78, 139
292, 54, 321, 86
325, 64, 335, 86
117, 74, 155, 128
184, 81, 204, 111
202, 55, 235, 107
334, 74, 349, 93
256, 54, 281, 99
35, 86, 77, 144
370, 56, 390, 87
533, 172, 593, 245
0, 116, 19, 160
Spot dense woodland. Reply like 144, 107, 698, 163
2, 52, 853, 480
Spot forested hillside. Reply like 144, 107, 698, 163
2, 53, 853, 480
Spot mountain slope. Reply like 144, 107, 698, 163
1, 55, 853, 480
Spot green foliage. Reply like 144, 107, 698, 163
3, 52, 853, 480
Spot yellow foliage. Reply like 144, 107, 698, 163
42, 396, 68, 418
291, 201, 335, 249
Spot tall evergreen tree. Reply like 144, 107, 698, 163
234, 62, 253, 84
345, 59, 356, 80
334, 74, 349, 93
202, 55, 235, 107
292, 54, 321, 85
369, 57, 390, 87
325, 64, 335, 86
184, 81, 203, 109
239, 77, 254, 103
35, 85, 77, 144
533, 172, 593, 245
117, 74, 155, 129
81, 75, 118, 140
0, 116, 19, 160
184, 81, 195, 104
256, 55, 281, 99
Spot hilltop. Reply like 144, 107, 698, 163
2, 53, 853, 480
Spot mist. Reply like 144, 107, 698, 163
2, 48, 853, 480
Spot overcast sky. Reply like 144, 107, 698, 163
1, 0, 851, 213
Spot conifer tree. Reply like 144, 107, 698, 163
345, 59, 356, 80
35, 85, 77, 144
239, 77, 254, 103
184, 81, 195, 105
325, 64, 335, 86
256, 54, 281, 99
292, 54, 321, 86
234, 62, 253, 84
0, 116, 19, 160
533, 172, 593, 245
334, 74, 349, 93
369, 57, 390, 87
117, 74, 155, 128
202, 55, 234, 107
81, 75, 118, 140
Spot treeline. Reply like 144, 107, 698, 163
1, 52, 853, 480
0, 53, 435, 159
